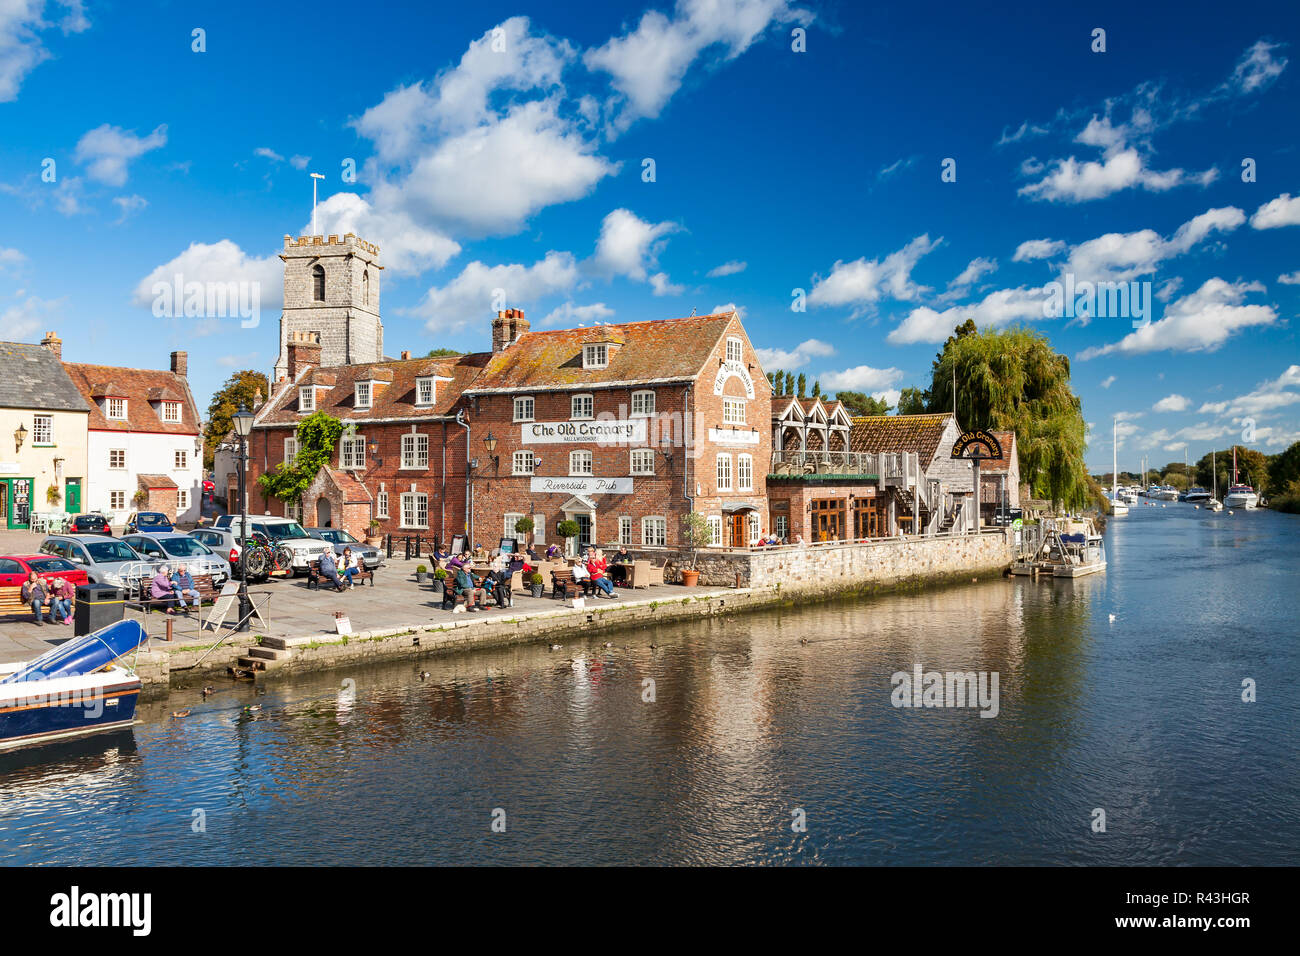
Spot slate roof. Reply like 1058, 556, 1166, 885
63, 363, 200, 435
849, 413, 956, 462
0, 343, 89, 413
464, 312, 738, 393
254, 352, 491, 428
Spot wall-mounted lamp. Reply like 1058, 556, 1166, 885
14, 422, 26, 453
483, 431, 499, 470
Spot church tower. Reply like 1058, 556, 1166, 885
273, 233, 384, 381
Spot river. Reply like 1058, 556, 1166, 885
2, 503, 1296, 865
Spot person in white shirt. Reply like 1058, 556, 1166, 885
570, 560, 592, 595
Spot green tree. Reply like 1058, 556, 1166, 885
204, 369, 270, 469
1269, 440, 1300, 490
928, 323, 1089, 510
834, 390, 891, 417
257, 412, 345, 504
783, 371, 795, 395
426, 347, 463, 358
811, 380, 821, 398
796, 373, 807, 398
896, 387, 927, 415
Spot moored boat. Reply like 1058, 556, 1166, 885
1183, 486, 1211, 503
1223, 446, 1259, 509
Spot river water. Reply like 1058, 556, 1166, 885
2, 503, 1296, 865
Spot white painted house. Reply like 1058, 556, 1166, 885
63, 351, 204, 524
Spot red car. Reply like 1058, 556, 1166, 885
0, 554, 90, 589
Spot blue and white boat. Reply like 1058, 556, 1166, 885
0, 620, 147, 750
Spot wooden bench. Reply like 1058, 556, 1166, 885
137, 574, 220, 613
307, 559, 375, 590
550, 568, 590, 600
0, 585, 75, 620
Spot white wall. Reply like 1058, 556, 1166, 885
87, 429, 203, 523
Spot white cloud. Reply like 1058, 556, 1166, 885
648, 271, 684, 296
1077, 278, 1277, 359
1012, 238, 1065, 262
592, 208, 680, 285
1223, 39, 1288, 95
1100, 375, 1116, 389
131, 240, 283, 310
1212, 365, 1300, 417
74, 123, 167, 186
706, 259, 747, 277
1198, 401, 1228, 415
111, 193, 146, 223
1063, 205, 1244, 285
409, 251, 579, 332
820, 364, 906, 392
948, 256, 997, 289
310, 191, 460, 275
1277, 270, 1300, 285
1152, 394, 1189, 412
1249, 192, 1300, 230
584, 0, 812, 134
755, 338, 834, 369
0, 293, 63, 341
808, 234, 941, 314
1020, 146, 1214, 203
254, 147, 283, 162
539, 301, 614, 327
711, 301, 745, 319
289, 155, 310, 170
0, 0, 90, 102
877, 156, 915, 180
887, 285, 1050, 345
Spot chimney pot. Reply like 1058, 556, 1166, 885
39, 331, 62, 360
401, 350, 411, 360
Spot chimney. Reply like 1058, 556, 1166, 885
491, 308, 528, 353
170, 350, 188, 378
40, 331, 62, 360
400, 350, 411, 360
286, 330, 322, 379
253, 388, 264, 410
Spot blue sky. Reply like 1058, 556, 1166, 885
1, 0, 1298, 471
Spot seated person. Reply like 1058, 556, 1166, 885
338, 547, 362, 587
445, 552, 465, 571
50, 576, 75, 623
452, 566, 486, 612
608, 545, 633, 584
170, 566, 201, 611
569, 559, 594, 596
317, 550, 346, 592
21, 572, 60, 625
432, 545, 451, 565
545, 544, 561, 560
585, 548, 616, 598
151, 565, 178, 613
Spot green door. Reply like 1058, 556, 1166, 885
64, 478, 81, 514
6, 478, 32, 530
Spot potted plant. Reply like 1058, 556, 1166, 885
514, 515, 534, 550
366, 518, 383, 547
679, 512, 710, 586
556, 518, 581, 557
46, 483, 61, 506
431, 566, 447, 596
132, 489, 148, 508
415, 564, 429, 584
529, 571, 544, 598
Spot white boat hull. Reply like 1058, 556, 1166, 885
1223, 493, 1258, 509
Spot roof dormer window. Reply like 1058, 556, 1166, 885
106, 398, 127, 420
299, 386, 315, 412
415, 377, 435, 407
583, 343, 608, 369
355, 382, 372, 410
161, 401, 181, 423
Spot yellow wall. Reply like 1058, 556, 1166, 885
0, 407, 90, 514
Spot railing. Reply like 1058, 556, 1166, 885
770, 450, 882, 476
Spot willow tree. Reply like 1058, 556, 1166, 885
928, 322, 1089, 510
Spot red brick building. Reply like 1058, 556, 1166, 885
463, 309, 771, 554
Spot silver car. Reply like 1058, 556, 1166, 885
121, 532, 230, 584
39, 534, 155, 591
304, 528, 385, 569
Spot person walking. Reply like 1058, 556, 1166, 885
21, 571, 58, 625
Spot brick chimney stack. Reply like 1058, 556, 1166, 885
40, 331, 62, 360
286, 330, 322, 379
170, 350, 188, 378
491, 308, 529, 353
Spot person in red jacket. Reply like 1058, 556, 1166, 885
584, 547, 616, 598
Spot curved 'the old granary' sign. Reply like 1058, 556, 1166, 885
951, 429, 1003, 461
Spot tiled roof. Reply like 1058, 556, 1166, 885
464, 312, 738, 392
0, 343, 89, 413
64, 363, 200, 435
325, 468, 373, 505
849, 413, 956, 461
254, 352, 491, 428
137, 474, 178, 489
979, 430, 1017, 474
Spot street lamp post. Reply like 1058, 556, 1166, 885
232, 405, 254, 631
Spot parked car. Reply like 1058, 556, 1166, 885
0, 554, 90, 589
125, 511, 174, 534
121, 532, 230, 585
305, 528, 385, 569
190, 527, 272, 581
216, 516, 332, 574
38, 535, 154, 590
68, 513, 113, 536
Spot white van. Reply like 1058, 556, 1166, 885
217, 516, 333, 574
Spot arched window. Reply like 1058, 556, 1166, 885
363, 269, 370, 305
311, 264, 325, 301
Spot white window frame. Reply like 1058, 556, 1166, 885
106, 398, 127, 420
583, 344, 608, 369
299, 386, 315, 412
174, 449, 188, 470
532, 514, 546, 547
618, 516, 633, 546
504, 513, 525, 540
109, 449, 126, 470
415, 377, 435, 407
723, 398, 746, 425
630, 449, 655, 475
726, 336, 743, 364
707, 515, 723, 548
512, 450, 535, 475
341, 434, 366, 470
284, 437, 299, 464
178, 489, 190, 512
630, 390, 655, 417
401, 433, 429, 469
737, 454, 754, 492
716, 453, 733, 492
285, 498, 302, 523
641, 516, 666, 547
161, 401, 181, 423
570, 393, 594, 420
513, 396, 535, 422
109, 490, 126, 511
570, 450, 593, 476
400, 491, 429, 529
376, 489, 389, 519
355, 382, 372, 410
774, 515, 788, 540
